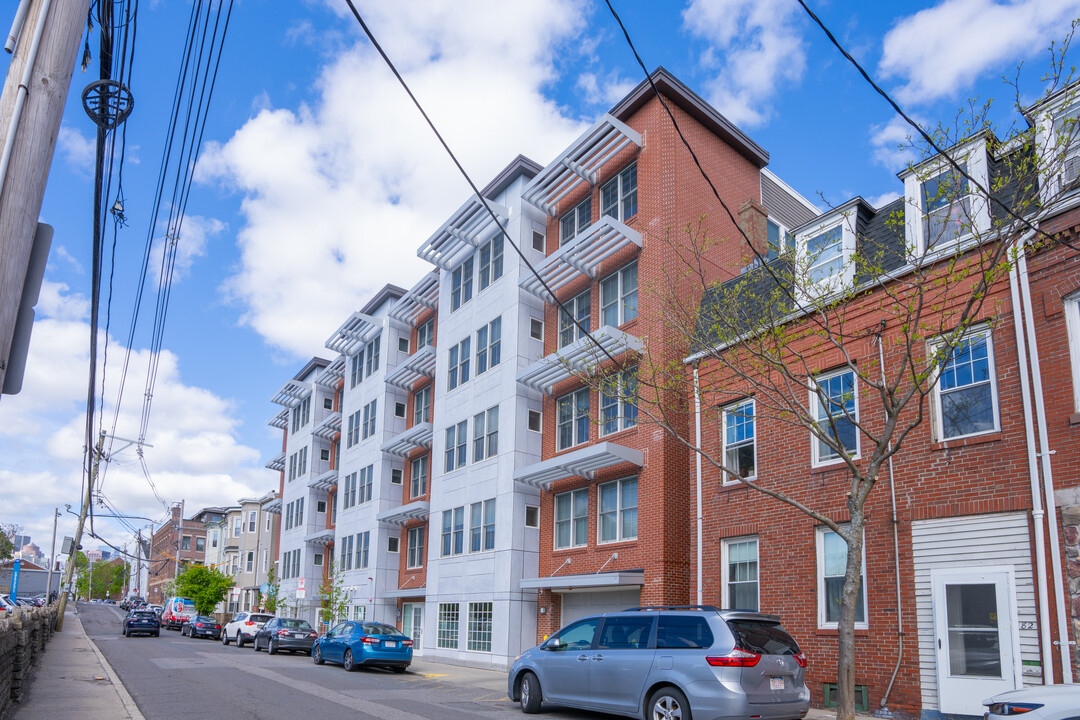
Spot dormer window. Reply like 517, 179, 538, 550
921, 163, 971, 250
767, 218, 794, 260
560, 197, 591, 246
807, 225, 843, 284
903, 140, 989, 256
1052, 102, 1080, 194
601, 163, 637, 222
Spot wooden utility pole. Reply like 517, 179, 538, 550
0, 0, 93, 394
55, 429, 104, 630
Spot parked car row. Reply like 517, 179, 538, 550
0, 594, 46, 612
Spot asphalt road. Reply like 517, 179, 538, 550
78, 603, 603, 720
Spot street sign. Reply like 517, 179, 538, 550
296, 577, 305, 599
10, 559, 20, 598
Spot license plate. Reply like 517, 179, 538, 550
385, 641, 397, 648
292, 632, 303, 638
770, 677, 784, 690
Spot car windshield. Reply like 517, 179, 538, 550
279, 619, 312, 631
131, 612, 156, 619
249, 614, 273, 623
727, 619, 801, 656
193, 616, 215, 623
359, 623, 400, 636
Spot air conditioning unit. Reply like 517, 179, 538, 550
1061, 153, 1080, 192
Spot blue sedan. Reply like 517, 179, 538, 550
312, 621, 412, 672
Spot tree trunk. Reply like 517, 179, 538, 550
836, 511, 866, 720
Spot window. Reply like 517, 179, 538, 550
1067, 293, 1080, 412
812, 369, 858, 464
407, 526, 425, 569
600, 367, 637, 436
285, 502, 294, 530
467, 602, 493, 652
933, 330, 998, 440
288, 453, 297, 481
355, 531, 370, 569
248, 511, 256, 533
473, 406, 499, 462
722, 400, 755, 483
598, 477, 637, 543
324, 397, 333, 410
346, 410, 361, 447
451, 257, 474, 312
358, 465, 374, 504
921, 163, 971, 250
559, 290, 591, 348
234, 517, 242, 537
395, 402, 406, 418
532, 230, 545, 252
656, 616, 714, 648
817, 527, 867, 628
806, 224, 843, 285
525, 505, 540, 528
343, 472, 357, 509
246, 551, 255, 573
350, 353, 362, 388
398, 336, 410, 353
445, 420, 468, 472
296, 497, 304, 525
551, 618, 599, 650
361, 400, 377, 440
601, 163, 637, 221
478, 233, 504, 291
560, 197, 591, 245
210, 530, 218, 549
413, 385, 431, 425
352, 605, 366, 621
470, 499, 496, 552
554, 489, 588, 549
195, 537, 205, 552
297, 446, 308, 476
266, 514, 271, 532
530, 318, 543, 341
600, 261, 638, 327
391, 468, 402, 485
598, 616, 654, 649
410, 455, 428, 499
342, 534, 354, 570
527, 409, 542, 433
475, 317, 502, 375
557, 388, 590, 450
767, 218, 795, 259
387, 536, 399, 553
181, 536, 191, 551
416, 318, 434, 350
291, 397, 310, 433
364, 335, 381, 378
447, 338, 471, 391
441, 506, 465, 556
722, 537, 759, 611
262, 548, 269, 572
320, 447, 330, 461
438, 603, 460, 649
312, 552, 323, 567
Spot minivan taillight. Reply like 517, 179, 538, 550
706, 649, 761, 667
794, 652, 807, 667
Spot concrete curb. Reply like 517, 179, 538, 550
79, 618, 146, 720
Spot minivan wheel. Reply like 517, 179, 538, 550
519, 672, 542, 714
648, 687, 691, 720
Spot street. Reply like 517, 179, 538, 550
77, 603, 598, 720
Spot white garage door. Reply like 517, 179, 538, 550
559, 589, 641, 628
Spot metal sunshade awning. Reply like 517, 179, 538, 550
311, 411, 341, 440
376, 501, 430, 526
325, 311, 382, 356
380, 422, 434, 457
512, 441, 643, 490
307, 469, 338, 492
384, 345, 436, 390
388, 271, 439, 325
516, 325, 643, 394
519, 216, 641, 301
417, 195, 510, 270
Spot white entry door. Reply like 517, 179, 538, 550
402, 602, 424, 655
932, 568, 1020, 715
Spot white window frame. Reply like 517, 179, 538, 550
721, 537, 759, 611
557, 388, 590, 451
468, 498, 496, 553
1066, 292, 1080, 413
797, 213, 855, 294
475, 317, 502, 375
903, 142, 990, 257
407, 526, 425, 569
416, 318, 434, 350
600, 162, 637, 222
356, 531, 370, 569
600, 261, 638, 328
364, 335, 381, 378
554, 488, 588, 550
810, 368, 860, 467
410, 454, 428, 499
527, 409, 542, 433
472, 406, 499, 462
441, 506, 465, 557
437, 603, 460, 649
816, 526, 868, 630
530, 317, 544, 341
477, 233, 504, 291
466, 601, 494, 653
929, 327, 1000, 441
599, 367, 637, 437
597, 476, 637, 544
451, 257, 474, 312
413, 384, 431, 425
447, 338, 471, 391
444, 420, 467, 472
560, 196, 592, 246
358, 464, 373, 505
558, 289, 591, 348
721, 399, 756, 485
398, 336, 410, 354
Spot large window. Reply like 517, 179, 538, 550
358, 464, 374, 504
469, 499, 496, 552
248, 511, 256, 533
933, 330, 998, 440
342, 472, 357, 509
361, 400, 377, 440
722, 537, 759, 611
554, 489, 588, 549
346, 410, 361, 447
451, 258, 474, 312
1067, 293, 1080, 412
445, 420, 468, 472
467, 602, 493, 653
558, 290, 591, 348
448, 338, 471, 391
475, 317, 502, 375
812, 368, 858, 465
407, 526, 425, 569
438, 603, 460, 649
410, 455, 428, 499
817, 527, 867, 629
341, 534, 354, 570
806, 224, 843, 285
350, 353, 363, 388
473, 406, 499, 462
601, 163, 637, 221
560, 197, 591, 246
722, 400, 755, 483
600, 368, 637, 436
355, 531, 370, 569
922, 163, 971, 250
557, 388, 590, 450
598, 477, 637, 543
600, 261, 638, 327
413, 385, 431, 425
478, 233, 504, 291
441, 507, 465, 556
363, 335, 381, 378
416, 317, 434, 350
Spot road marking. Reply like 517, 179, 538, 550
420, 673, 448, 677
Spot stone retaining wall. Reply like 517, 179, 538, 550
0, 605, 57, 717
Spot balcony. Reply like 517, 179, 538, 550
311, 411, 342, 440
308, 469, 338, 493
388, 271, 439, 325
376, 501, 430, 526
517, 325, 643, 394
384, 345, 436, 390
262, 497, 282, 515
512, 441, 643, 490
304, 529, 334, 547
316, 355, 346, 389
268, 409, 288, 430
417, 195, 510, 270
325, 311, 381, 356
271, 379, 309, 408
264, 452, 286, 472
521, 113, 642, 216
519, 216, 641, 301
380, 422, 433, 457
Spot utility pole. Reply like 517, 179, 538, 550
175, 499, 184, 579
55, 430, 104, 631
44, 506, 58, 602
0, 0, 94, 395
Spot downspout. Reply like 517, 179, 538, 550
1008, 245, 1056, 684
1017, 243, 1073, 682
877, 332, 905, 709
693, 363, 703, 606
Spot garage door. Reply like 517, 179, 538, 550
559, 589, 641, 628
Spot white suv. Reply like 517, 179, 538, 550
221, 612, 274, 647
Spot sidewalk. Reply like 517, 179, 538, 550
11, 607, 142, 720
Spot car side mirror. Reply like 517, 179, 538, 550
545, 637, 563, 650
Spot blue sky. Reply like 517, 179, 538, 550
1, 0, 1076, 561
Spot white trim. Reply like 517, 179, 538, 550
553, 487, 589, 550
816, 526, 868, 630
904, 140, 990, 258
720, 398, 756, 486
796, 207, 857, 298
928, 325, 1000, 442
596, 476, 638, 545
810, 367, 860, 468
1065, 291, 1080, 413
720, 536, 760, 611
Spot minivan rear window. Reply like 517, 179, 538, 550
727, 619, 801, 656
656, 616, 714, 649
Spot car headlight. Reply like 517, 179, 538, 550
986, 703, 1044, 716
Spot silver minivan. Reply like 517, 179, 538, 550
507, 606, 810, 720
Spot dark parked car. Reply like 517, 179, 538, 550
122, 610, 161, 637
508, 606, 809, 720
312, 621, 412, 672
253, 617, 318, 655
181, 615, 222, 639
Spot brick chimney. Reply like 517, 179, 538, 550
738, 198, 768, 260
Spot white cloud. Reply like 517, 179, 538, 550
870, 115, 924, 171
880, 0, 1080, 105
149, 214, 226, 286
866, 191, 902, 209
682, 0, 806, 128
199, 0, 589, 358
576, 71, 636, 107
56, 126, 95, 174
36, 280, 89, 322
